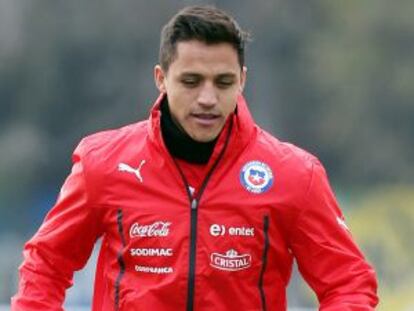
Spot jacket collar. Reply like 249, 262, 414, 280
147, 93, 256, 165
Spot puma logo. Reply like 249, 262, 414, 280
118, 160, 146, 183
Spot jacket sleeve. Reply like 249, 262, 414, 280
11, 141, 103, 311
289, 159, 379, 310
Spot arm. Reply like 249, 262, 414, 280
11, 142, 103, 310
290, 160, 379, 310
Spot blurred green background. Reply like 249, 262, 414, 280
0, 1, 413, 310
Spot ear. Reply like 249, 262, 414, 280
239, 66, 247, 93
154, 65, 167, 93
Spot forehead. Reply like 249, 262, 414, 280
169, 40, 240, 75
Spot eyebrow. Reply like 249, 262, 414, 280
179, 72, 238, 79
179, 72, 202, 78
215, 73, 237, 79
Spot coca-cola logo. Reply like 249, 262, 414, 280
129, 221, 171, 238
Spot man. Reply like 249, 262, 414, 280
12, 5, 378, 311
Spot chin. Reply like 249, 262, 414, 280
191, 133, 218, 143
193, 137, 214, 143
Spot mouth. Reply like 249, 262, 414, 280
190, 113, 221, 126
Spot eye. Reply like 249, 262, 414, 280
216, 79, 235, 89
181, 78, 200, 88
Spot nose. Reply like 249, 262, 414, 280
197, 82, 218, 108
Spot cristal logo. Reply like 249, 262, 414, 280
129, 221, 171, 238
210, 249, 252, 272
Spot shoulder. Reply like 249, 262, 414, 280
251, 128, 329, 222
249, 128, 324, 203
73, 120, 148, 161
69, 120, 149, 201
71, 120, 149, 182
255, 128, 319, 171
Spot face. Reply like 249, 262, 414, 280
155, 40, 247, 142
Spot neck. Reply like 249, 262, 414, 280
160, 99, 217, 164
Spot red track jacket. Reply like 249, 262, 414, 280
12, 94, 378, 310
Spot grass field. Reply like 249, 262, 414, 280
0, 305, 315, 311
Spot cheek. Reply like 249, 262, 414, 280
168, 92, 192, 118
222, 93, 238, 115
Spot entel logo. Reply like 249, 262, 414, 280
209, 224, 255, 237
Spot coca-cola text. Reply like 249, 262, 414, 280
129, 221, 171, 238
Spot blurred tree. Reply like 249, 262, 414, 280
348, 185, 414, 311
1, 0, 414, 307
302, 1, 414, 186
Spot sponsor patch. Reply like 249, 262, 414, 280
336, 216, 350, 231
130, 248, 173, 257
135, 265, 173, 274
240, 161, 273, 194
129, 221, 171, 238
210, 249, 252, 272
209, 224, 255, 237
118, 160, 146, 183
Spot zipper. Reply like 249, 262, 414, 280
171, 121, 233, 311
258, 215, 270, 311
115, 208, 126, 311
186, 198, 198, 311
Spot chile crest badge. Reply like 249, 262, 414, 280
240, 161, 274, 194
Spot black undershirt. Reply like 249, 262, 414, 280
160, 99, 217, 164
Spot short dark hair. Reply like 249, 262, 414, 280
159, 5, 250, 71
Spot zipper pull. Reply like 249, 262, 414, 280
191, 199, 198, 210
